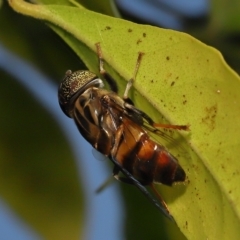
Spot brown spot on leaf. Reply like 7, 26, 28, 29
201, 104, 218, 131
102, 26, 111, 31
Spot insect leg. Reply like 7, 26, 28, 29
153, 123, 190, 131
123, 52, 144, 100
95, 42, 118, 92
95, 175, 115, 193
110, 125, 175, 221
124, 102, 189, 131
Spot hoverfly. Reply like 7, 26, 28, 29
58, 43, 189, 221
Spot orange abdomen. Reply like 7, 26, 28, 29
115, 120, 186, 186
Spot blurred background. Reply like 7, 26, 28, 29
0, 0, 239, 239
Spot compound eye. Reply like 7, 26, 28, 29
58, 70, 97, 117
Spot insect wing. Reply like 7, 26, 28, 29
110, 156, 175, 221
115, 100, 188, 154
141, 118, 189, 162
105, 102, 175, 220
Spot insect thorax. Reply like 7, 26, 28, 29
72, 87, 125, 155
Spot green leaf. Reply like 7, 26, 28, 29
8, 1, 240, 239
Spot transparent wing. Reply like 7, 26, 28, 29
109, 156, 175, 221
106, 98, 177, 220
109, 97, 189, 153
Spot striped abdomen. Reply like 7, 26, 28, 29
72, 87, 185, 186
115, 118, 186, 186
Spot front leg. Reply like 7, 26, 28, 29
95, 42, 118, 93
124, 102, 189, 131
